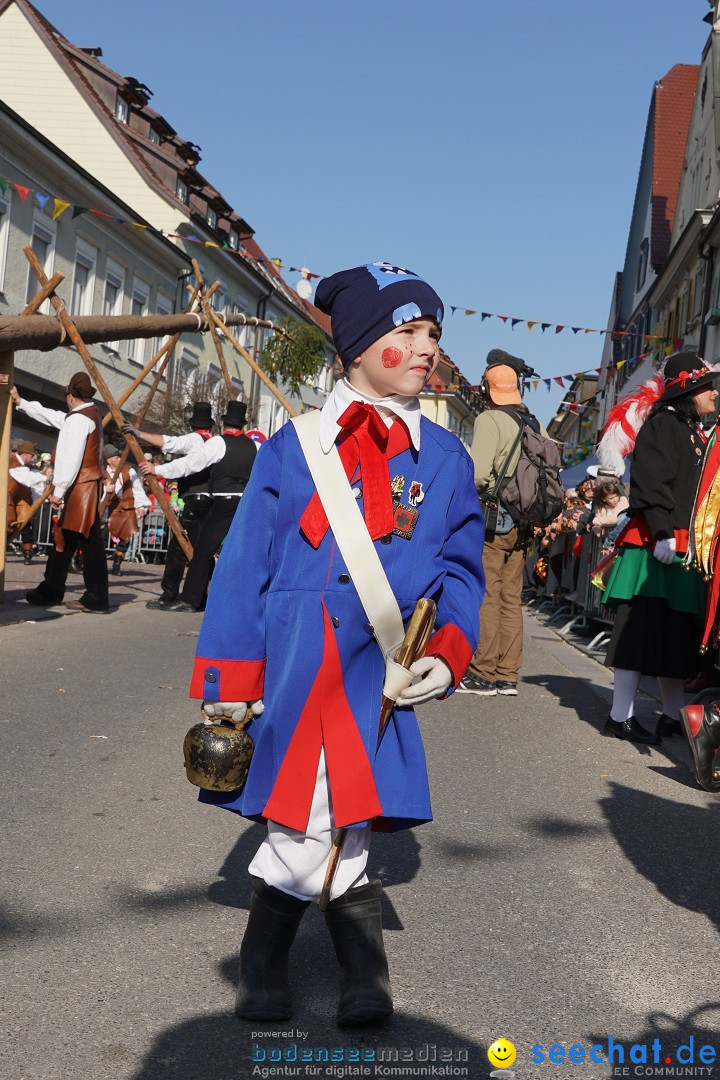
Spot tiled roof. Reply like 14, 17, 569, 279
652, 64, 700, 270
10, 0, 333, 338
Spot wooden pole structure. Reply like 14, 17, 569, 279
0, 310, 289, 352
99, 347, 175, 516
205, 305, 298, 418
190, 259, 236, 401
102, 281, 204, 428
23, 246, 193, 561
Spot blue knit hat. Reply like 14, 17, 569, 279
314, 262, 444, 368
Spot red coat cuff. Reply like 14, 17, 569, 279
189, 657, 265, 702
425, 624, 473, 689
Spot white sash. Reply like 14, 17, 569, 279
291, 411, 415, 702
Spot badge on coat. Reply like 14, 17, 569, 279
392, 503, 419, 539
391, 475, 405, 500
408, 480, 424, 506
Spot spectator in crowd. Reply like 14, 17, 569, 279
102, 445, 151, 574
7, 439, 46, 564
591, 479, 629, 544
461, 350, 546, 697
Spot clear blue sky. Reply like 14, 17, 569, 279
36, 0, 712, 423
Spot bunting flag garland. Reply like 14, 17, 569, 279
0, 172, 278, 272
0, 166, 680, 352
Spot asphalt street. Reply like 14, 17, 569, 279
2, 595, 720, 1080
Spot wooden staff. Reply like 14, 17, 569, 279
23, 246, 193, 560
318, 598, 437, 911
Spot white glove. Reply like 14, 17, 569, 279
396, 656, 453, 707
202, 699, 264, 724
653, 538, 676, 565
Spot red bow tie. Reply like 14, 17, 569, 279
300, 401, 397, 547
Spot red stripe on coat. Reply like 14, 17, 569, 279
262, 604, 383, 831
189, 657, 265, 701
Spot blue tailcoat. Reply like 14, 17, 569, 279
190, 416, 484, 832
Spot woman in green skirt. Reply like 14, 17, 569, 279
600, 351, 718, 744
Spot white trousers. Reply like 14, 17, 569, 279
248, 749, 371, 903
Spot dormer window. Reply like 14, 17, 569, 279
149, 128, 161, 145
176, 178, 188, 203
115, 95, 129, 124
228, 230, 239, 251
206, 207, 217, 230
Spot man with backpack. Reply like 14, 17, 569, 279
459, 350, 562, 696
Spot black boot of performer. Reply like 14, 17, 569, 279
111, 554, 123, 575
235, 877, 309, 1022
655, 713, 683, 739
324, 880, 393, 1027
680, 703, 720, 791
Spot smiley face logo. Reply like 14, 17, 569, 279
488, 1039, 516, 1069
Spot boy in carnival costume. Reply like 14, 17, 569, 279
189, 262, 485, 1026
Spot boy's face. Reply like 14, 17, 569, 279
347, 317, 441, 398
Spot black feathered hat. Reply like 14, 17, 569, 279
661, 351, 717, 401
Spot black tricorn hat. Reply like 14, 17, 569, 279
188, 401, 214, 429
222, 400, 247, 428
661, 351, 717, 400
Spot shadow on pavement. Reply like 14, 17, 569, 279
600, 780, 720, 933
131, 945, 486, 1080
585, 1002, 720, 1070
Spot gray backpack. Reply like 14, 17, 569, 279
498, 408, 564, 531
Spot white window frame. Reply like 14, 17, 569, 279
102, 257, 125, 352
151, 290, 174, 369
206, 207, 217, 230
127, 277, 151, 365
149, 127, 161, 146
231, 297, 250, 347
26, 214, 56, 313
0, 188, 11, 293
176, 178, 188, 203
228, 230, 239, 251
71, 237, 98, 317
212, 285, 226, 317
177, 348, 199, 405
115, 95, 129, 124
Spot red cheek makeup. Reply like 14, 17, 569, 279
381, 347, 404, 368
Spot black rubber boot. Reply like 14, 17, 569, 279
324, 880, 393, 1027
110, 554, 123, 575
235, 877, 309, 1022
